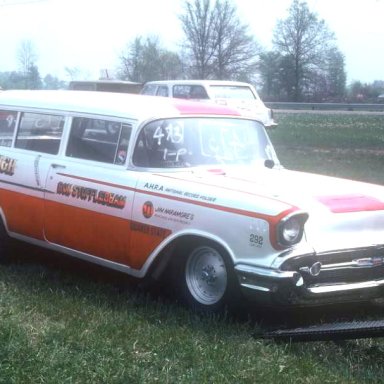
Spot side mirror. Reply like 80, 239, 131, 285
264, 159, 275, 169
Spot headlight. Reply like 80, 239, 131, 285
277, 213, 308, 247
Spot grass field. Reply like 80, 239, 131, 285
269, 112, 384, 185
1, 112, 384, 383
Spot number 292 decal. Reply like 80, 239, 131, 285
250, 233, 263, 247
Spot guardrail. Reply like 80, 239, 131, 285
265, 102, 384, 112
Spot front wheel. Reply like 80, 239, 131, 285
176, 242, 240, 313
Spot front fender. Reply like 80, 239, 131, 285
138, 228, 236, 279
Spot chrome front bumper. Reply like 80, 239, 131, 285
235, 245, 384, 306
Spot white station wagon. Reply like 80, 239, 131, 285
141, 80, 277, 129
0, 90, 383, 312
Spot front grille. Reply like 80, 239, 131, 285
281, 246, 384, 286
306, 265, 384, 285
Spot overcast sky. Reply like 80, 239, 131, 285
0, 0, 383, 84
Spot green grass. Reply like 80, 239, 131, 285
1, 257, 384, 383
1, 111, 384, 383
269, 112, 384, 185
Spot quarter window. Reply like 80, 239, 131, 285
0, 110, 17, 147
140, 84, 158, 95
157, 86, 169, 97
15, 112, 64, 154
66, 117, 131, 164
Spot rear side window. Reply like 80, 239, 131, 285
15, 112, 64, 154
66, 117, 132, 165
0, 110, 17, 147
173, 85, 209, 99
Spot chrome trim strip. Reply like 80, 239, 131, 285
10, 228, 233, 280
320, 258, 384, 271
235, 264, 298, 280
9, 232, 143, 277
308, 279, 384, 294
0, 178, 49, 193
240, 283, 271, 292
317, 245, 384, 257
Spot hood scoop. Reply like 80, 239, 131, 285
317, 194, 384, 213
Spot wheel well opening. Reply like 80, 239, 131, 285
148, 235, 232, 281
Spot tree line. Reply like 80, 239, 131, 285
1, 0, 383, 103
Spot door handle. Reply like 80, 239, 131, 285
51, 163, 66, 169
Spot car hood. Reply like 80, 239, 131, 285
160, 166, 384, 253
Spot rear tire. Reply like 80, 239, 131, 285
175, 241, 240, 313
0, 220, 12, 263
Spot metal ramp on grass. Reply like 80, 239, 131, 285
257, 319, 384, 342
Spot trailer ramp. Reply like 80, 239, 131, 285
258, 320, 384, 342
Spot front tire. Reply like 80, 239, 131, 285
176, 242, 240, 313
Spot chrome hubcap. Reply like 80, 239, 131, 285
201, 265, 216, 285
185, 246, 227, 305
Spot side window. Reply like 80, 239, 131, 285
173, 85, 190, 99
15, 112, 64, 154
189, 86, 209, 99
173, 85, 209, 99
156, 86, 169, 97
66, 117, 132, 165
0, 110, 17, 147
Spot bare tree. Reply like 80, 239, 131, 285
211, 0, 259, 80
159, 51, 185, 80
180, 0, 259, 80
325, 47, 346, 100
17, 39, 37, 76
273, 0, 335, 101
16, 39, 41, 89
179, 0, 216, 79
119, 37, 143, 82
118, 36, 183, 82
65, 67, 82, 81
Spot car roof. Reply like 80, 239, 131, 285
0, 90, 241, 120
143, 80, 253, 87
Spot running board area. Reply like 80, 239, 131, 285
257, 320, 384, 342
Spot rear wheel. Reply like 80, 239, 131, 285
176, 242, 240, 313
0, 220, 12, 263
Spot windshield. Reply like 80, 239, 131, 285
132, 118, 278, 168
